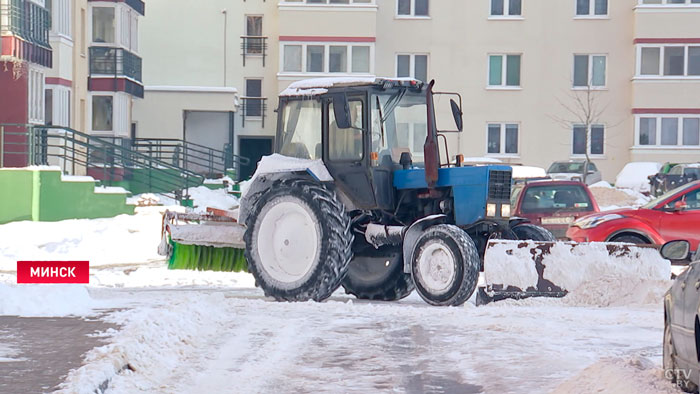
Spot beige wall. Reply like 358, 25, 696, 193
72, 0, 89, 133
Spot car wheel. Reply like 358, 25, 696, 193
610, 234, 648, 245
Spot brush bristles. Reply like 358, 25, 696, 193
168, 241, 248, 272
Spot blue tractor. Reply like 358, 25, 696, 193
239, 78, 554, 306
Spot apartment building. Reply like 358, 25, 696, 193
0, 0, 144, 167
135, 0, 700, 181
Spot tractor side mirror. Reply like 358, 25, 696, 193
674, 201, 688, 211
661, 240, 690, 261
330, 92, 352, 129
450, 99, 463, 132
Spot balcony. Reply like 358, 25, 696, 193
89, 47, 142, 82
240, 97, 268, 128
240, 36, 268, 67
0, 0, 52, 67
87, 0, 144, 16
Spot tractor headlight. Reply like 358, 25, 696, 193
501, 204, 511, 218
573, 214, 625, 229
487, 203, 497, 217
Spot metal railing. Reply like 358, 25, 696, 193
240, 97, 268, 128
89, 46, 143, 82
0, 0, 51, 47
131, 138, 250, 179
240, 35, 268, 66
0, 124, 205, 202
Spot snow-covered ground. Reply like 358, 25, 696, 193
0, 183, 683, 393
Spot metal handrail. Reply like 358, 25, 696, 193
0, 124, 205, 201
240, 97, 268, 128
240, 35, 268, 67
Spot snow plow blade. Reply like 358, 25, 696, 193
158, 209, 248, 272
478, 240, 665, 304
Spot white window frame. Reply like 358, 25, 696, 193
489, 0, 524, 19
572, 54, 607, 89
45, 85, 71, 127
279, 0, 376, 5
89, 3, 139, 54
279, 42, 375, 77
574, 0, 609, 18
89, 92, 130, 137
635, 44, 700, 79
50, 0, 72, 39
634, 114, 700, 148
487, 53, 522, 89
395, 53, 429, 81
486, 122, 520, 157
28, 67, 45, 125
637, 0, 700, 7
571, 124, 606, 157
395, 0, 430, 18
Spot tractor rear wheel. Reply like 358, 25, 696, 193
511, 224, 556, 241
411, 225, 480, 306
342, 244, 414, 301
243, 179, 353, 302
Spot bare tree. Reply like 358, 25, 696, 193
550, 82, 609, 182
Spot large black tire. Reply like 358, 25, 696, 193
243, 179, 353, 302
511, 223, 556, 241
664, 322, 698, 392
411, 225, 480, 307
342, 243, 414, 301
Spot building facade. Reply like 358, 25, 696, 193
91, 1, 700, 181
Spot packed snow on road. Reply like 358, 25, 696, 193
0, 186, 685, 393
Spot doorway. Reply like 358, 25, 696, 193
238, 137, 273, 180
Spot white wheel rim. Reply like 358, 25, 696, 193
416, 241, 457, 295
257, 198, 320, 285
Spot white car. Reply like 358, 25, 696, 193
547, 160, 602, 185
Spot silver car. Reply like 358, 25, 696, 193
663, 240, 700, 393
547, 160, 602, 185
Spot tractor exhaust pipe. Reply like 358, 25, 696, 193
423, 80, 439, 189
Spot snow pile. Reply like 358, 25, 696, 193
185, 186, 239, 213
590, 181, 613, 188
553, 357, 679, 394
0, 207, 168, 272
590, 186, 650, 211
56, 293, 233, 394
484, 241, 671, 307
127, 193, 162, 206
242, 154, 333, 198
0, 284, 98, 317
90, 266, 255, 289
615, 162, 662, 193
511, 165, 547, 179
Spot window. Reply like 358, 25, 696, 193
92, 7, 115, 43
638, 45, 700, 77
245, 16, 263, 55
45, 87, 71, 127
28, 68, 45, 124
245, 79, 262, 117
92, 96, 113, 131
282, 43, 372, 74
329, 100, 364, 161
491, 0, 522, 16
397, 0, 429, 17
487, 123, 519, 155
576, 0, 608, 15
520, 185, 594, 213
51, 0, 71, 37
637, 115, 700, 147
640, 0, 700, 5
279, 99, 322, 160
572, 125, 605, 155
396, 54, 428, 82
488, 54, 521, 87
573, 55, 606, 87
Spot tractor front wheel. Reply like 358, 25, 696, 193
411, 225, 480, 307
342, 244, 414, 301
244, 180, 353, 302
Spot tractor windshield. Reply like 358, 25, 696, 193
278, 99, 322, 160
371, 89, 427, 166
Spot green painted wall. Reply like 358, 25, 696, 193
0, 168, 135, 224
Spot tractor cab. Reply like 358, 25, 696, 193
276, 77, 463, 211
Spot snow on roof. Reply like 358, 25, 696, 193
511, 166, 546, 179
279, 77, 421, 97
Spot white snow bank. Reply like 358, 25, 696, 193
553, 357, 679, 394
0, 284, 98, 317
462, 157, 503, 164
0, 207, 170, 272
94, 186, 129, 194
615, 162, 661, 193
90, 266, 255, 289
203, 176, 234, 185
185, 186, 239, 213
280, 77, 378, 96
590, 181, 613, 188
484, 241, 671, 307
511, 166, 547, 179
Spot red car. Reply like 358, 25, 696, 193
567, 180, 700, 249
511, 180, 600, 239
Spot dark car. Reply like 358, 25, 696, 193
663, 240, 700, 392
511, 180, 599, 239
650, 163, 699, 197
